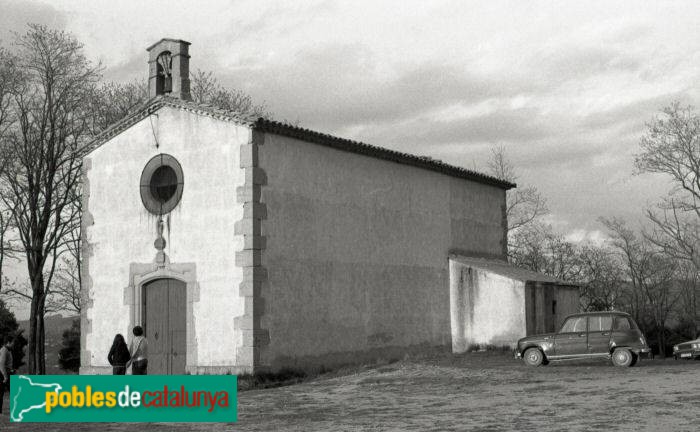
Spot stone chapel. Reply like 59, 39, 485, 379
79, 38, 577, 375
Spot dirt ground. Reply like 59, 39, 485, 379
2, 352, 700, 431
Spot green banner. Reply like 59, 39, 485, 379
9, 375, 237, 423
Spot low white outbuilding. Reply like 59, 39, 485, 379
449, 255, 580, 352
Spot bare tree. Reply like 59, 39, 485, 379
634, 103, 700, 339
51, 196, 81, 316
0, 47, 21, 138
89, 80, 148, 133
0, 25, 97, 374
487, 146, 549, 249
91, 68, 270, 134
636, 103, 700, 266
0, 48, 22, 292
675, 262, 700, 338
577, 245, 626, 311
645, 199, 700, 266
5, 218, 84, 317
602, 217, 679, 357
509, 222, 581, 281
636, 103, 700, 215
190, 69, 269, 117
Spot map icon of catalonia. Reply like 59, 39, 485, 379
11, 375, 62, 422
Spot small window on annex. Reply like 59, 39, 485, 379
140, 154, 184, 215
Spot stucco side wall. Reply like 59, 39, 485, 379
555, 285, 581, 329
449, 261, 526, 352
258, 133, 506, 369
81, 107, 249, 373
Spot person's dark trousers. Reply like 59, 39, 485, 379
0, 376, 8, 414
113, 366, 126, 375
132, 359, 148, 375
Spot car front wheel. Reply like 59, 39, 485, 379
611, 348, 634, 367
523, 348, 544, 367
629, 353, 638, 367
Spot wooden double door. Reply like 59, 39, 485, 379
143, 278, 186, 374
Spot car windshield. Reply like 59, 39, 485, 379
559, 316, 586, 333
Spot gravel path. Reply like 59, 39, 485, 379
2, 352, 699, 431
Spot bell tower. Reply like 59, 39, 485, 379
147, 38, 191, 101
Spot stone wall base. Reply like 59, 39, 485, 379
187, 365, 254, 375
79, 366, 112, 375
265, 343, 452, 373
79, 365, 254, 375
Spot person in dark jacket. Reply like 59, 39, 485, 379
0, 335, 15, 415
107, 334, 130, 375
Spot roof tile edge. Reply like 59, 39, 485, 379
255, 119, 515, 190
85, 97, 515, 190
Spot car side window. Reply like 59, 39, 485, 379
589, 315, 612, 332
560, 316, 586, 333
613, 316, 632, 331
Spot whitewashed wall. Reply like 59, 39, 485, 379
449, 260, 527, 352
82, 107, 250, 372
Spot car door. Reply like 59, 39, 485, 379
587, 315, 612, 354
554, 316, 588, 356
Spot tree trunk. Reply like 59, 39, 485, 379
38, 305, 46, 374
27, 269, 46, 374
27, 293, 39, 373
656, 322, 666, 359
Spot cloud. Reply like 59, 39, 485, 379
565, 229, 609, 246
102, 52, 146, 82
362, 105, 551, 151
531, 45, 644, 86
220, 46, 512, 129
18, 0, 700, 243
0, 0, 67, 42
580, 90, 694, 131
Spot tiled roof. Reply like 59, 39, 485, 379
449, 255, 579, 286
256, 119, 515, 189
87, 96, 515, 190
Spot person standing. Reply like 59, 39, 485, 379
107, 334, 131, 375
0, 336, 15, 415
127, 326, 148, 375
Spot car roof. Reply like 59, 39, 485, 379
566, 311, 631, 318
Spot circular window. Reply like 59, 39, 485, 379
140, 154, 184, 215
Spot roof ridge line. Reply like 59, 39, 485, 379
86, 98, 515, 190
255, 118, 515, 189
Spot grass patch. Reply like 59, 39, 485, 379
237, 356, 408, 391
466, 344, 514, 353
238, 368, 308, 391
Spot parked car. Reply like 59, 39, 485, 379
514, 311, 650, 367
672, 338, 700, 360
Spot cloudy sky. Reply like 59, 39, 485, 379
2, 0, 700, 244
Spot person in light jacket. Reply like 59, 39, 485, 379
127, 326, 148, 375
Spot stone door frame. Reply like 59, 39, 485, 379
125, 262, 199, 373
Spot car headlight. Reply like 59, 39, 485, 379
693, 343, 700, 349
674, 345, 679, 351
640, 336, 647, 346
